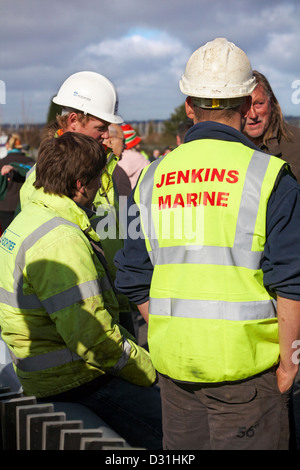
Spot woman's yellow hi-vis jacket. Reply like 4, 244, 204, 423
0, 188, 156, 397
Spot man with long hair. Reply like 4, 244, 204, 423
244, 70, 300, 182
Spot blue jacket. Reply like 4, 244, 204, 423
114, 121, 300, 303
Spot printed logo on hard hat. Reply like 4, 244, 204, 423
73, 91, 91, 101
115, 96, 119, 113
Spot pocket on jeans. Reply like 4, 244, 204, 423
204, 383, 257, 404
269, 367, 293, 396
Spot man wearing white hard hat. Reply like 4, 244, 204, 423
20, 71, 123, 208
115, 38, 300, 449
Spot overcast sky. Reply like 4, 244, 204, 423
1, 0, 300, 125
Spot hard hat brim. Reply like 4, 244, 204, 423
53, 95, 123, 124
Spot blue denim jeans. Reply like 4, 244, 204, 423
77, 377, 162, 449
45, 375, 162, 450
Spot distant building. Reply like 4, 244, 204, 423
286, 116, 300, 128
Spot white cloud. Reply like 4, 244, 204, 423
264, 33, 300, 71
71, 30, 190, 120
87, 32, 177, 59
77, 30, 190, 73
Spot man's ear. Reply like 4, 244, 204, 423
185, 97, 195, 120
68, 112, 79, 131
76, 180, 85, 194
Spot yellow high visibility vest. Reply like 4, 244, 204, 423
134, 138, 286, 383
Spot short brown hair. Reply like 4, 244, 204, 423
34, 132, 106, 198
192, 103, 239, 124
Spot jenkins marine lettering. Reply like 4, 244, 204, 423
156, 168, 239, 188
156, 168, 239, 210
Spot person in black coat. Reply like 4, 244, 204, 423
0, 134, 35, 230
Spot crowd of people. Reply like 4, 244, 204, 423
0, 37, 300, 451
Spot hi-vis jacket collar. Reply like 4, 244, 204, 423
184, 121, 261, 151
31, 188, 100, 242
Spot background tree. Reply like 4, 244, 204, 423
47, 98, 62, 123
163, 102, 188, 141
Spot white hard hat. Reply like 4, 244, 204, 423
179, 38, 256, 105
53, 71, 123, 124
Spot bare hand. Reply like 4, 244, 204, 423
276, 363, 298, 393
1, 165, 14, 179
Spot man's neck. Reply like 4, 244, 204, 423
195, 112, 243, 133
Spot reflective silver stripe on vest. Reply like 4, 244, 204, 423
9, 348, 82, 372
0, 288, 41, 309
9, 338, 131, 373
149, 245, 262, 269
25, 163, 36, 180
138, 157, 161, 254
107, 338, 132, 374
234, 150, 270, 250
42, 277, 111, 314
149, 297, 277, 320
